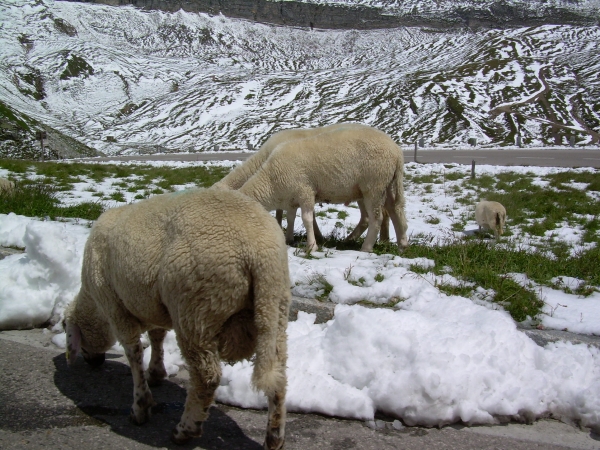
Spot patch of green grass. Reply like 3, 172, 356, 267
317, 234, 595, 322
337, 211, 349, 220
413, 174, 441, 184
59, 202, 106, 221
109, 191, 126, 202
315, 275, 334, 301
0, 160, 231, 190
0, 181, 105, 221
357, 297, 404, 309
445, 172, 464, 181
375, 273, 385, 282
436, 283, 474, 298
0, 182, 58, 217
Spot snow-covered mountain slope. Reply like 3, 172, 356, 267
1, 0, 599, 156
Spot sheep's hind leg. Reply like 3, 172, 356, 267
171, 343, 221, 444
360, 197, 383, 253
145, 328, 168, 386
124, 339, 155, 425
384, 191, 408, 249
264, 389, 286, 450
285, 207, 297, 245
300, 204, 318, 252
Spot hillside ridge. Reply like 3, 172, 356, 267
62, 0, 600, 29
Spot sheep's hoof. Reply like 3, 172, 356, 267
129, 408, 150, 425
145, 367, 167, 387
83, 352, 106, 367
171, 428, 193, 445
171, 423, 202, 445
264, 434, 285, 450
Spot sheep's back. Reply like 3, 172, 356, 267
268, 125, 402, 202
84, 189, 286, 329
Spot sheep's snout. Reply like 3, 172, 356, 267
82, 350, 106, 367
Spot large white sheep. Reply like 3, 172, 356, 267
475, 200, 507, 238
239, 124, 408, 253
0, 177, 15, 194
213, 124, 391, 245
64, 188, 290, 449
213, 124, 347, 243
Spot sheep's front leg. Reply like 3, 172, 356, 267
145, 328, 168, 386
124, 340, 155, 425
300, 205, 318, 252
346, 200, 369, 241
172, 345, 221, 444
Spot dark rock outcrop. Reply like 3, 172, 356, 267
60, 0, 600, 29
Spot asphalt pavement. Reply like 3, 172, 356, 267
1, 318, 599, 450
77, 147, 600, 168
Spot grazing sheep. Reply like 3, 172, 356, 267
212, 124, 350, 243
0, 178, 15, 194
475, 200, 507, 239
213, 124, 391, 244
64, 188, 290, 449
239, 123, 408, 253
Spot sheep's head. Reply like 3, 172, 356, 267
64, 295, 114, 367
64, 319, 106, 367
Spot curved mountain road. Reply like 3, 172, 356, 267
79, 147, 600, 168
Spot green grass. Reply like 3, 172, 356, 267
317, 230, 599, 322
0, 160, 230, 220
1, 159, 598, 325
0, 181, 105, 221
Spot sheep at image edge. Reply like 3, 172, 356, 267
64, 188, 290, 449
212, 123, 392, 244
475, 200, 507, 239
0, 177, 15, 194
239, 123, 408, 253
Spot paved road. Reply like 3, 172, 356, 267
1, 328, 599, 450
78, 147, 600, 168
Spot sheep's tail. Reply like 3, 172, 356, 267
495, 210, 506, 235
250, 245, 291, 397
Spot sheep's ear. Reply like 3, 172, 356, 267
65, 322, 82, 365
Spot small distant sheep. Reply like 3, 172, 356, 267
239, 123, 408, 253
475, 200, 507, 239
64, 188, 290, 448
0, 178, 15, 194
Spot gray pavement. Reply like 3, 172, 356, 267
1, 314, 600, 449
77, 147, 600, 168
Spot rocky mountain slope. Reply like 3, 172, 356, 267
66, 0, 600, 29
0, 0, 598, 157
